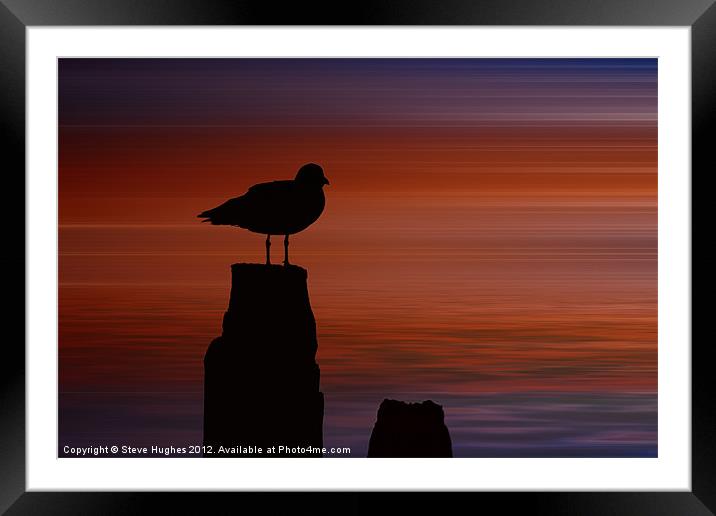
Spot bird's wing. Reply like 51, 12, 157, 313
242, 180, 297, 213
247, 179, 294, 196
197, 180, 296, 226
197, 196, 246, 223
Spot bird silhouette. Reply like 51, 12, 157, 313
198, 163, 329, 265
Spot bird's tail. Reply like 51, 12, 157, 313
197, 210, 213, 222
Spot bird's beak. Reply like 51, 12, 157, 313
323, 177, 330, 185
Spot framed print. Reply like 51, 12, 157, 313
1, 0, 710, 514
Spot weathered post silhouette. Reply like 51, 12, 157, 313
203, 263, 324, 457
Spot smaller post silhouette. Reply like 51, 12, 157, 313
367, 399, 453, 457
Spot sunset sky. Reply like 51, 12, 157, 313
59, 58, 657, 457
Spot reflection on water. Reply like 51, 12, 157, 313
59, 223, 656, 457
59, 391, 656, 457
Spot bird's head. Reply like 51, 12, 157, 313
295, 163, 329, 187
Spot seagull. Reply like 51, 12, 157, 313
198, 163, 329, 265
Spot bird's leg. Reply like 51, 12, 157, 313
283, 234, 290, 266
265, 234, 271, 265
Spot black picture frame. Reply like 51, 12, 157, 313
1, 1, 709, 514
